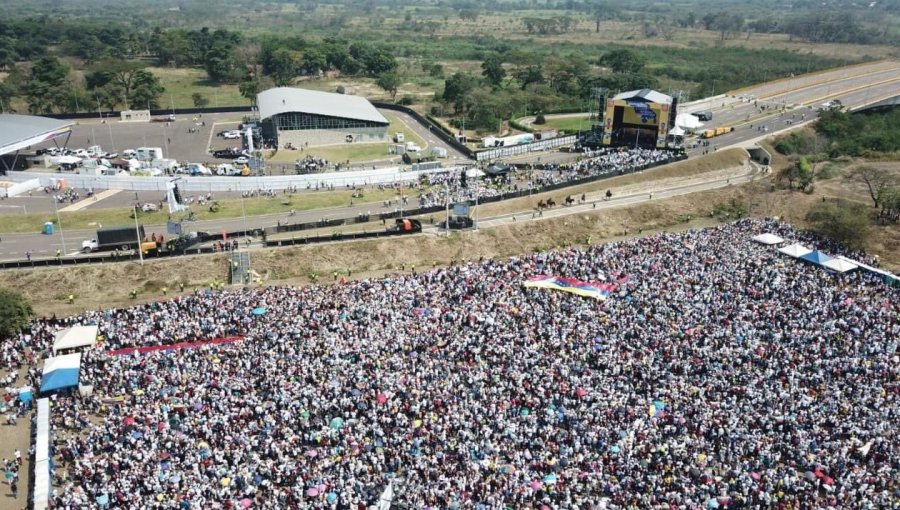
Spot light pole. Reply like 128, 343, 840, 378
53, 199, 68, 255
133, 204, 144, 266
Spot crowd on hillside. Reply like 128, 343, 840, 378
10, 218, 899, 509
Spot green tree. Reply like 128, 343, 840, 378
481, 55, 506, 88
805, 200, 870, 250
0, 288, 33, 339
192, 92, 210, 108
239, 78, 265, 106
442, 72, 477, 114
847, 166, 897, 209
128, 70, 165, 109
375, 71, 402, 101
0, 80, 15, 112
599, 49, 646, 74
268, 48, 300, 87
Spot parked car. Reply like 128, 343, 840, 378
233, 156, 249, 165
223, 131, 242, 139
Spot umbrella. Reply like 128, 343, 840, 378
520, 408, 530, 417
376, 393, 388, 405
326, 492, 337, 504
528, 480, 542, 490
306, 449, 318, 458
706, 498, 719, 508
123, 416, 136, 426
240, 498, 252, 509
306, 488, 319, 497
252, 307, 267, 316
96, 494, 110, 506
575, 388, 587, 397
220, 477, 231, 487
357, 401, 368, 411
543, 474, 558, 484
169, 475, 181, 484
329, 417, 344, 430
131, 431, 143, 439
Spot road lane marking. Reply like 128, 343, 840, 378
58, 189, 121, 212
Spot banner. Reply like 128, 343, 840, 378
523, 275, 617, 300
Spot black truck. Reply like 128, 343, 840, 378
82, 225, 146, 253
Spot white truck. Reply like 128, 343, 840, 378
394, 132, 405, 143
135, 147, 164, 161
405, 142, 422, 152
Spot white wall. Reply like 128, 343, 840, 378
3, 166, 473, 192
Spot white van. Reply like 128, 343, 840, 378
135, 147, 164, 161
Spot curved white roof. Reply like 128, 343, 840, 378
258, 87, 389, 125
0, 114, 74, 156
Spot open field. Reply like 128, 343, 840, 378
150, 67, 247, 109
266, 113, 430, 164
530, 115, 593, 133
0, 188, 400, 234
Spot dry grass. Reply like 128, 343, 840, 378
4, 147, 897, 317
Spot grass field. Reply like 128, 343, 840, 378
533, 115, 593, 133
266, 113, 429, 164
0, 188, 401, 234
150, 67, 247, 109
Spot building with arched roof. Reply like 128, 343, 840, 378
257, 87, 389, 149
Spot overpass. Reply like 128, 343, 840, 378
850, 94, 900, 114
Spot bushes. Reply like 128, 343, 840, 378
805, 199, 870, 250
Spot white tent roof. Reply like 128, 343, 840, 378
257, 87, 389, 125
53, 325, 98, 354
752, 233, 785, 245
778, 243, 812, 258
821, 258, 859, 273
670, 126, 685, 136
675, 113, 703, 130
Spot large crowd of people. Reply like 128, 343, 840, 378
10, 218, 898, 509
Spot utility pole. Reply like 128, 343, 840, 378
53, 199, 68, 256
133, 204, 144, 266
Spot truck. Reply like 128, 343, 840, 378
692, 111, 713, 122
135, 147, 164, 161
700, 126, 734, 139
387, 218, 422, 234
393, 132, 405, 143
82, 225, 146, 253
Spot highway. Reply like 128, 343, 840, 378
1, 60, 898, 263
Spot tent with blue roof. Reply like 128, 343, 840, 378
799, 250, 832, 266
40, 352, 82, 393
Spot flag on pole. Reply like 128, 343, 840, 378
166, 181, 187, 213
376, 481, 394, 510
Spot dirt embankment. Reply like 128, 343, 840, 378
4, 148, 897, 317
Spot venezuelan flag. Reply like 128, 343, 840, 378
523, 275, 616, 300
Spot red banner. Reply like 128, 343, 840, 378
106, 336, 245, 356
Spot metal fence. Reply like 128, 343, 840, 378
476, 135, 578, 161
3, 165, 473, 192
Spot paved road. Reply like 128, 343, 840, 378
3, 61, 898, 261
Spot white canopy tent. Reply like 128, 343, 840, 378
669, 126, 685, 137
752, 233, 785, 245
52, 325, 98, 354
822, 258, 859, 273
778, 243, 812, 258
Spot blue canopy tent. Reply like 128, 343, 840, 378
799, 250, 832, 266
40, 353, 82, 393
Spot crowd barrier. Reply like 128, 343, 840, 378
1, 165, 473, 193
0, 154, 686, 269
476, 135, 578, 161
